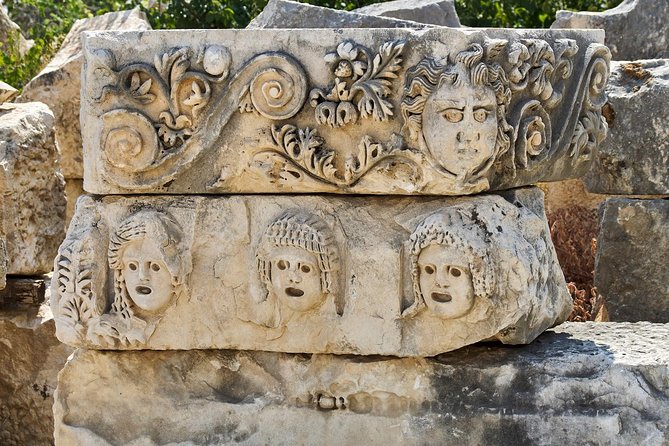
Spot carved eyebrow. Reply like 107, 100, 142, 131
433, 99, 465, 109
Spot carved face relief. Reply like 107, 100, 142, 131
421, 75, 498, 177
417, 244, 475, 319
269, 246, 324, 312
121, 238, 174, 313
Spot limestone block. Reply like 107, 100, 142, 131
54, 322, 669, 445
0, 102, 66, 275
51, 188, 571, 355
0, 81, 18, 104
81, 28, 610, 195
0, 4, 32, 57
595, 198, 669, 322
0, 304, 74, 446
585, 60, 669, 194
552, 0, 669, 60
18, 8, 151, 179
354, 0, 461, 27
248, 0, 431, 29
64, 178, 84, 227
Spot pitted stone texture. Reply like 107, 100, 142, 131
248, 0, 431, 29
539, 179, 606, 213
0, 305, 73, 446
51, 188, 571, 355
595, 198, 669, 322
81, 28, 609, 195
354, 0, 461, 27
18, 8, 151, 179
64, 178, 84, 227
585, 60, 669, 194
552, 0, 669, 60
0, 102, 65, 275
0, 81, 18, 104
54, 322, 669, 446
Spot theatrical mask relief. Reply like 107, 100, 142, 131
81, 28, 610, 195
51, 193, 571, 355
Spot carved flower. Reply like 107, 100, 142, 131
100, 110, 159, 172
507, 42, 531, 86
324, 41, 367, 81
521, 116, 547, 157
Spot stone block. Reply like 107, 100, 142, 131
552, 0, 669, 60
0, 102, 65, 275
248, 0, 431, 29
595, 198, 669, 322
354, 0, 461, 27
53, 322, 669, 445
64, 178, 84, 227
80, 28, 610, 195
0, 277, 47, 310
585, 60, 669, 194
0, 305, 73, 446
18, 8, 151, 179
0, 81, 18, 104
50, 188, 571, 355
0, 4, 32, 58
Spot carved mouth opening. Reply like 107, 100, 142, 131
285, 287, 304, 297
431, 292, 452, 303
136, 285, 153, 296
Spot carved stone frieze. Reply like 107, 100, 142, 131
51, 189, 571, 355
81, 28, 610, 195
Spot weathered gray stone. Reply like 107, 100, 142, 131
0, 81, 18, 104
354, 0, 461, 27
248, 0, 431, 29
0, 102, 65, 275
595, 198, 669, 322
552, 0, 669, 60
54, 322, 669, 445
585, 60, 669, 194
0, 304, 73, 446
18, 8, 151, 179
51, 188, 571, 355
81, 28, 609, 195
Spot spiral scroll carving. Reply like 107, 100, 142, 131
101, 110, 160, 173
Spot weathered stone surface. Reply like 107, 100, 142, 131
64, 178, 84, 227
18, 8, 151, 179
585, 60, 669, 194
0, 81, 18, 104
539, 178, 606, 213
0, 102, 66, 275
595, 198, 669, 322
0, 277, 47, 310
248, 0, 431, 29
54, 322, 669, 445
552, 0, 669, 60
354, 0, 461, 27
0, 3, 32, 58
0, 304, 73, 446
51, 188, 571, 355
81, 28, 610, 195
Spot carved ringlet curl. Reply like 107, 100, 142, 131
510, 100, 552, 169
584, 45, 610, 110
256, 211, 341, 314
108, 210, 191, 324
403, 210, 494, 318
100, 109, 160, 173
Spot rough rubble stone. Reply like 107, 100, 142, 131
50, 188, 571, 355
81, 28, 609, 195
0, 81, 18, 104
354, 0, 460, 27
0, 305, 73, 446
0, 277, 47, 310
54, 322, 669, 445
552, 0, 669, 60
18, 8, 151, 179
0, 102, 65, 275
595, 198, 669, 322
539, 179, 606, 214
248, 0, 431, 29
585, 60, 669, 195
0, 4, 32, 57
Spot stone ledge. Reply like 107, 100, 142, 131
54, 322, 669, 445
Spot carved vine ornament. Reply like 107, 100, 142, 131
87, 36, 610, 193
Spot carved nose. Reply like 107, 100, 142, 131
288, 271, 302, 283
456, 131, 481, 143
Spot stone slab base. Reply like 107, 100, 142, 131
54, 322, 669, 445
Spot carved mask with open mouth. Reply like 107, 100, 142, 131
121, 238, 174, 313
270, 246, 323, 312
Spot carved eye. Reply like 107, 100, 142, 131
450, 267, 462, 278
151, 263, 161, 272
301, 264, 311, 273
473, 108, 490, 123
128, 262, 138, 271
277, 260, 288, 270
423, 265, 435, 275
442, 108, 464, 123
